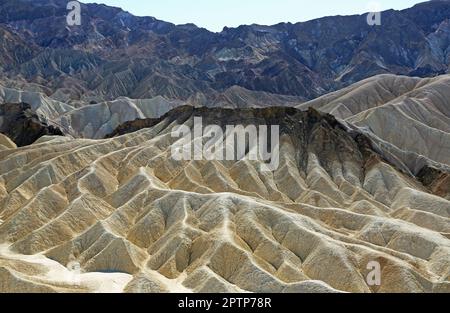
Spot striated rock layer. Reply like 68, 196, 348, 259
298, 74, 450, 175
2, 74, 449, 178
0, 107, 449, 293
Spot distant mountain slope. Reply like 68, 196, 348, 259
1, 72, 449, 178
0, 0, 450, 102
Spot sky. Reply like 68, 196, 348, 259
80, 0, 426, 32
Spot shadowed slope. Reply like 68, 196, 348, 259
299, 74, 450, 175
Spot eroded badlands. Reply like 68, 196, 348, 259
0, 108, 449, 293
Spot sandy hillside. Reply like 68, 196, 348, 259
0, 107, 449, 293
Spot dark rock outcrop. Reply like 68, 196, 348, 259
418, 166, 450, 200
0, 103, 63, 146
107, 106, 386, 176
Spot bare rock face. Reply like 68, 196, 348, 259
0, 107, 448, 293
0, 102, 63, 146
418, 166, 450, 201
0, 1, 450, 102
298, 74, 450, 175
0, 84, 305, 140
2, 74, 448, 180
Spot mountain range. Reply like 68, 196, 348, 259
1, 0, 450, 104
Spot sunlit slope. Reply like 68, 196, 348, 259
0, 107, 448, 293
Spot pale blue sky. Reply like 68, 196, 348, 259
81, 0, 426, 32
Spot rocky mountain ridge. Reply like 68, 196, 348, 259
1, 0, 450, 103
